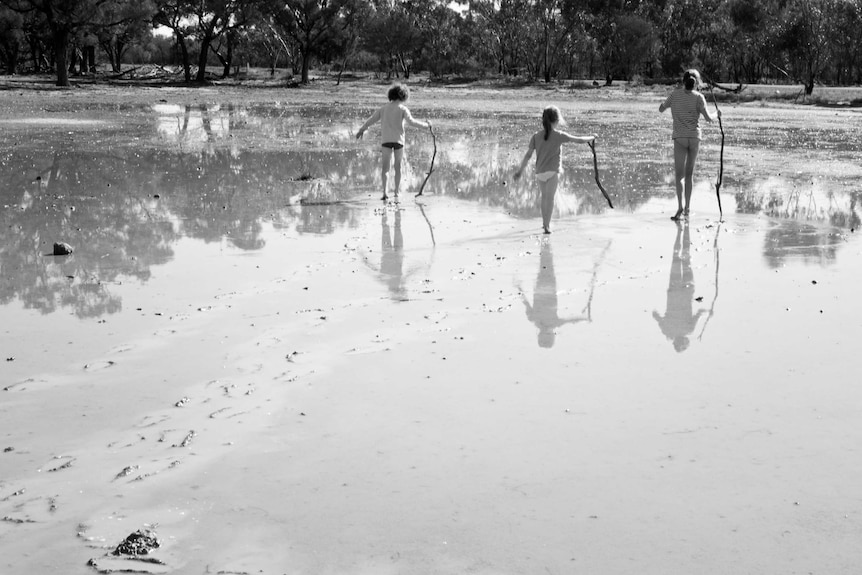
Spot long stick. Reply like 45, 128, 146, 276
587, 140, 614, 209
707, 80, 725, 218
415, 125, 437, 197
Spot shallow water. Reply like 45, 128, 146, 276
2, 96, 862, 574
1, 100, 859, 320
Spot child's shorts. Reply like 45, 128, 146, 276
536, 171, 559, 182
382, 142, 404, 150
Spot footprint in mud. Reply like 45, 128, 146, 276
43, 455, 75, 473
108, 344, 135, 354
151, 328, 178, 338
0, 490, 55, 524
2, 377, 39, 392
83, 360, 115, 371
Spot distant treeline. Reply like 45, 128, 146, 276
1, 0, 860, 91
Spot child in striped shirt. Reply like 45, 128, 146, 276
659, 69, 720, 220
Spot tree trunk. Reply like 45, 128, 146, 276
84, 46, 96, 73
113, 40, 125, 73
195, 34, 212, 82
53, 28, 70, 86
222, 37, 233, 78
177, 35, 191, 82
301, 50, 310, 83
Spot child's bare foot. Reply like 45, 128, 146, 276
381, 193, 388, 201
670, 208, 684, 221
543, 227, 552, 234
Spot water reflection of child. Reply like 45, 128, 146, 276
513, 106, 596, 234
520, 242, 589, 348
356, 83, 432, 202
380, 209, 405, 299
653, 220, 707, 352
659, 69, 720, 221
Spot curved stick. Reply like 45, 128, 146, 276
587, 140, 614, 209
706, 81, 725, 218
415, 125, 437, 197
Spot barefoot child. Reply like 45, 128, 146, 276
356, 84, 432, 201
514, 106, 596, 234
659, 69, 720, 220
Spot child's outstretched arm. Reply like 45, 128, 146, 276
560, 131, 597, 144
513, 137, 535, 180
356, 108, 382, 139
402, 106, 432, 130
697, 93, 720, 122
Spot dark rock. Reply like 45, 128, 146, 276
53, 242, 73, 256
113, 528, 160, 556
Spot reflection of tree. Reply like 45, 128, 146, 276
733, 178, 850, 268
0, 151, 176, 318
653, 221, 707, 353
519, 242, 590, 348
762, 221, 841, 269
735, 183, 861, 230
0, 142, 370, 318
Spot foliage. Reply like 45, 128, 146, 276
0, 0, 861, 88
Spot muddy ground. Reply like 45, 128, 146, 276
1, 77, 861, 575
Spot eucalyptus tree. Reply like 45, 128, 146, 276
203, 0, 266, 78
0, 0, 152, 85
267, 0, 355, 84
187, 0, 265, 82
152, 0, 195, 81
359, 0, 420, 78
420, 2, 466, 77
333, 0, 371, 82
0, 6, 24, 73
472, 0, 533, 77
776, 0, 836, 94
393, 0, 465, 78
829, 0, 862, 84
533, 0, 587, 82
651, 0, 715, 79
719, 0, 777, 83
94, 0, 154, 72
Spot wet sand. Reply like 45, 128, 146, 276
2, 83, 862, 574
3, 198, 861, 574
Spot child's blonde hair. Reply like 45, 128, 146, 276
542, 106, 564, 140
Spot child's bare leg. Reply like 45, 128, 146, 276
683, 140, 700, 215
671, 139, 687, 220
392, 148, 404, 197
540, 175, 558, 233
381, 147, 393, 200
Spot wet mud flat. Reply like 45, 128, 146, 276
1, 83, 862, 573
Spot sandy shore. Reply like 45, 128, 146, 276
2, 189, 861, 573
